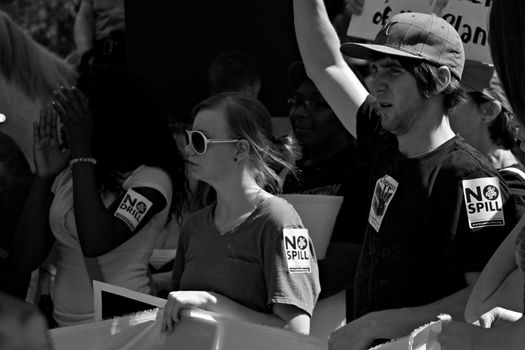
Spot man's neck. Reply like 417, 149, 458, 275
397, 114, 456, 158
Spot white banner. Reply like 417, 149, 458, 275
347, 0, 492, 64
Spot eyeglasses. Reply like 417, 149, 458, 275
185, 130, 240, 155
287, 96, 329, 112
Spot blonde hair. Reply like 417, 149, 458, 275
0, 11, 77, 101
191, 92, 297, 194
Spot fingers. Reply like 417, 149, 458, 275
161, 294, 180, 333
346, 0, 364, 15
478, 313, 493, 328
53, 88, 74, 122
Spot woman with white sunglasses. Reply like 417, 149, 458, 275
161, 92, 320, 335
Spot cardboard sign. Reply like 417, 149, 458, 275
369, 175, 398, 232
347, 0, 492, 64
114, 189, 153, 231
283, 228, 311, 273
462, 177, 505, 228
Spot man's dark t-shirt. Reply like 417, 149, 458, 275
353, 96, 521, 319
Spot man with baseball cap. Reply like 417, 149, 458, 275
294, 2, 521, 349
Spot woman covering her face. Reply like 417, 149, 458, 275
13, 64, 187, 326
161, 92, 320, 335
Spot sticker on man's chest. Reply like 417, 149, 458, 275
283, 228, 311, 273
462, 177, 505, 228
114, 189, 153, 231
368, 174, 398, 232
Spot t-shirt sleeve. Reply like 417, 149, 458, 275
449, 168, 519, 274
263, 204, 321, 317
124, 166, 173, 204
356, 95, 389, 165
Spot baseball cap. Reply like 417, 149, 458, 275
461, 60, 512, 113
340, 12, 465, 79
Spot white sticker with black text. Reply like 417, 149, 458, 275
114, 189, 153, 231
283, 228, 311, 273
462, 177, 505, 228
369, 175, 399, 232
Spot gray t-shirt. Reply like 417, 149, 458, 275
171, 196, 320, 316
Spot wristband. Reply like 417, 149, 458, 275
69, 157, 97, 166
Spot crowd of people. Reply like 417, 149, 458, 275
1, 0, 525, 349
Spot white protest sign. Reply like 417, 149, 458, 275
347, 0, 492, 64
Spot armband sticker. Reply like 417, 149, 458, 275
114, 189, 153, 231
283, 228, 311, 273
462, 177, 505, 229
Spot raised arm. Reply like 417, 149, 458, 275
293, 0, 368, 137
52, 87, 168, 258
464, 215, 525, 323
73, 0, 94, 55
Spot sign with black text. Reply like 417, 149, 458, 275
347, 0, 492, 63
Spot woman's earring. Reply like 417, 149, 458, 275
234, 157, 238, 162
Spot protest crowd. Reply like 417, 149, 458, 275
1, 0, 525, 349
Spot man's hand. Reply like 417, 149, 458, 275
345, 0, 365, 16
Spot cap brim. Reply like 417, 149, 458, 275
340, 42, 423, 61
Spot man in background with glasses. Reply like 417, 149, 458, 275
283, 61, 369, 319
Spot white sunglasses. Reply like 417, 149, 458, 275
185, 130, 239, 155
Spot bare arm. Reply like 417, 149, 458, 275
464, 215, 525, 323
53, 87, 168, 257
293, 0, 368, 137
73, 0, 94, 54
329, 286, 472, 350
161, 291, 311, 335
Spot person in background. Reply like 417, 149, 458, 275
294, 1, 521, 348
438, 1, 525, 348
13, 65, 186, 326
450, 60, 525, 210
161, 92, 320, 335
284, 61, 368, 318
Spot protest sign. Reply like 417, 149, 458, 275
347, 0, 492, 63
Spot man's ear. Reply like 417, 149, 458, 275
480, 100, 502, 124
234, 139, 251, 161
435, 66, 452, 93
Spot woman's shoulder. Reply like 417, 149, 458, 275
123, 165, 173, 197
256, 195, 303, 229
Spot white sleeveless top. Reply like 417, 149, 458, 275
49, 165, 172, 326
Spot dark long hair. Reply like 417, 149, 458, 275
191, 92, 296, 194
76, 64, 186, 221
489, 0, 525, 125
